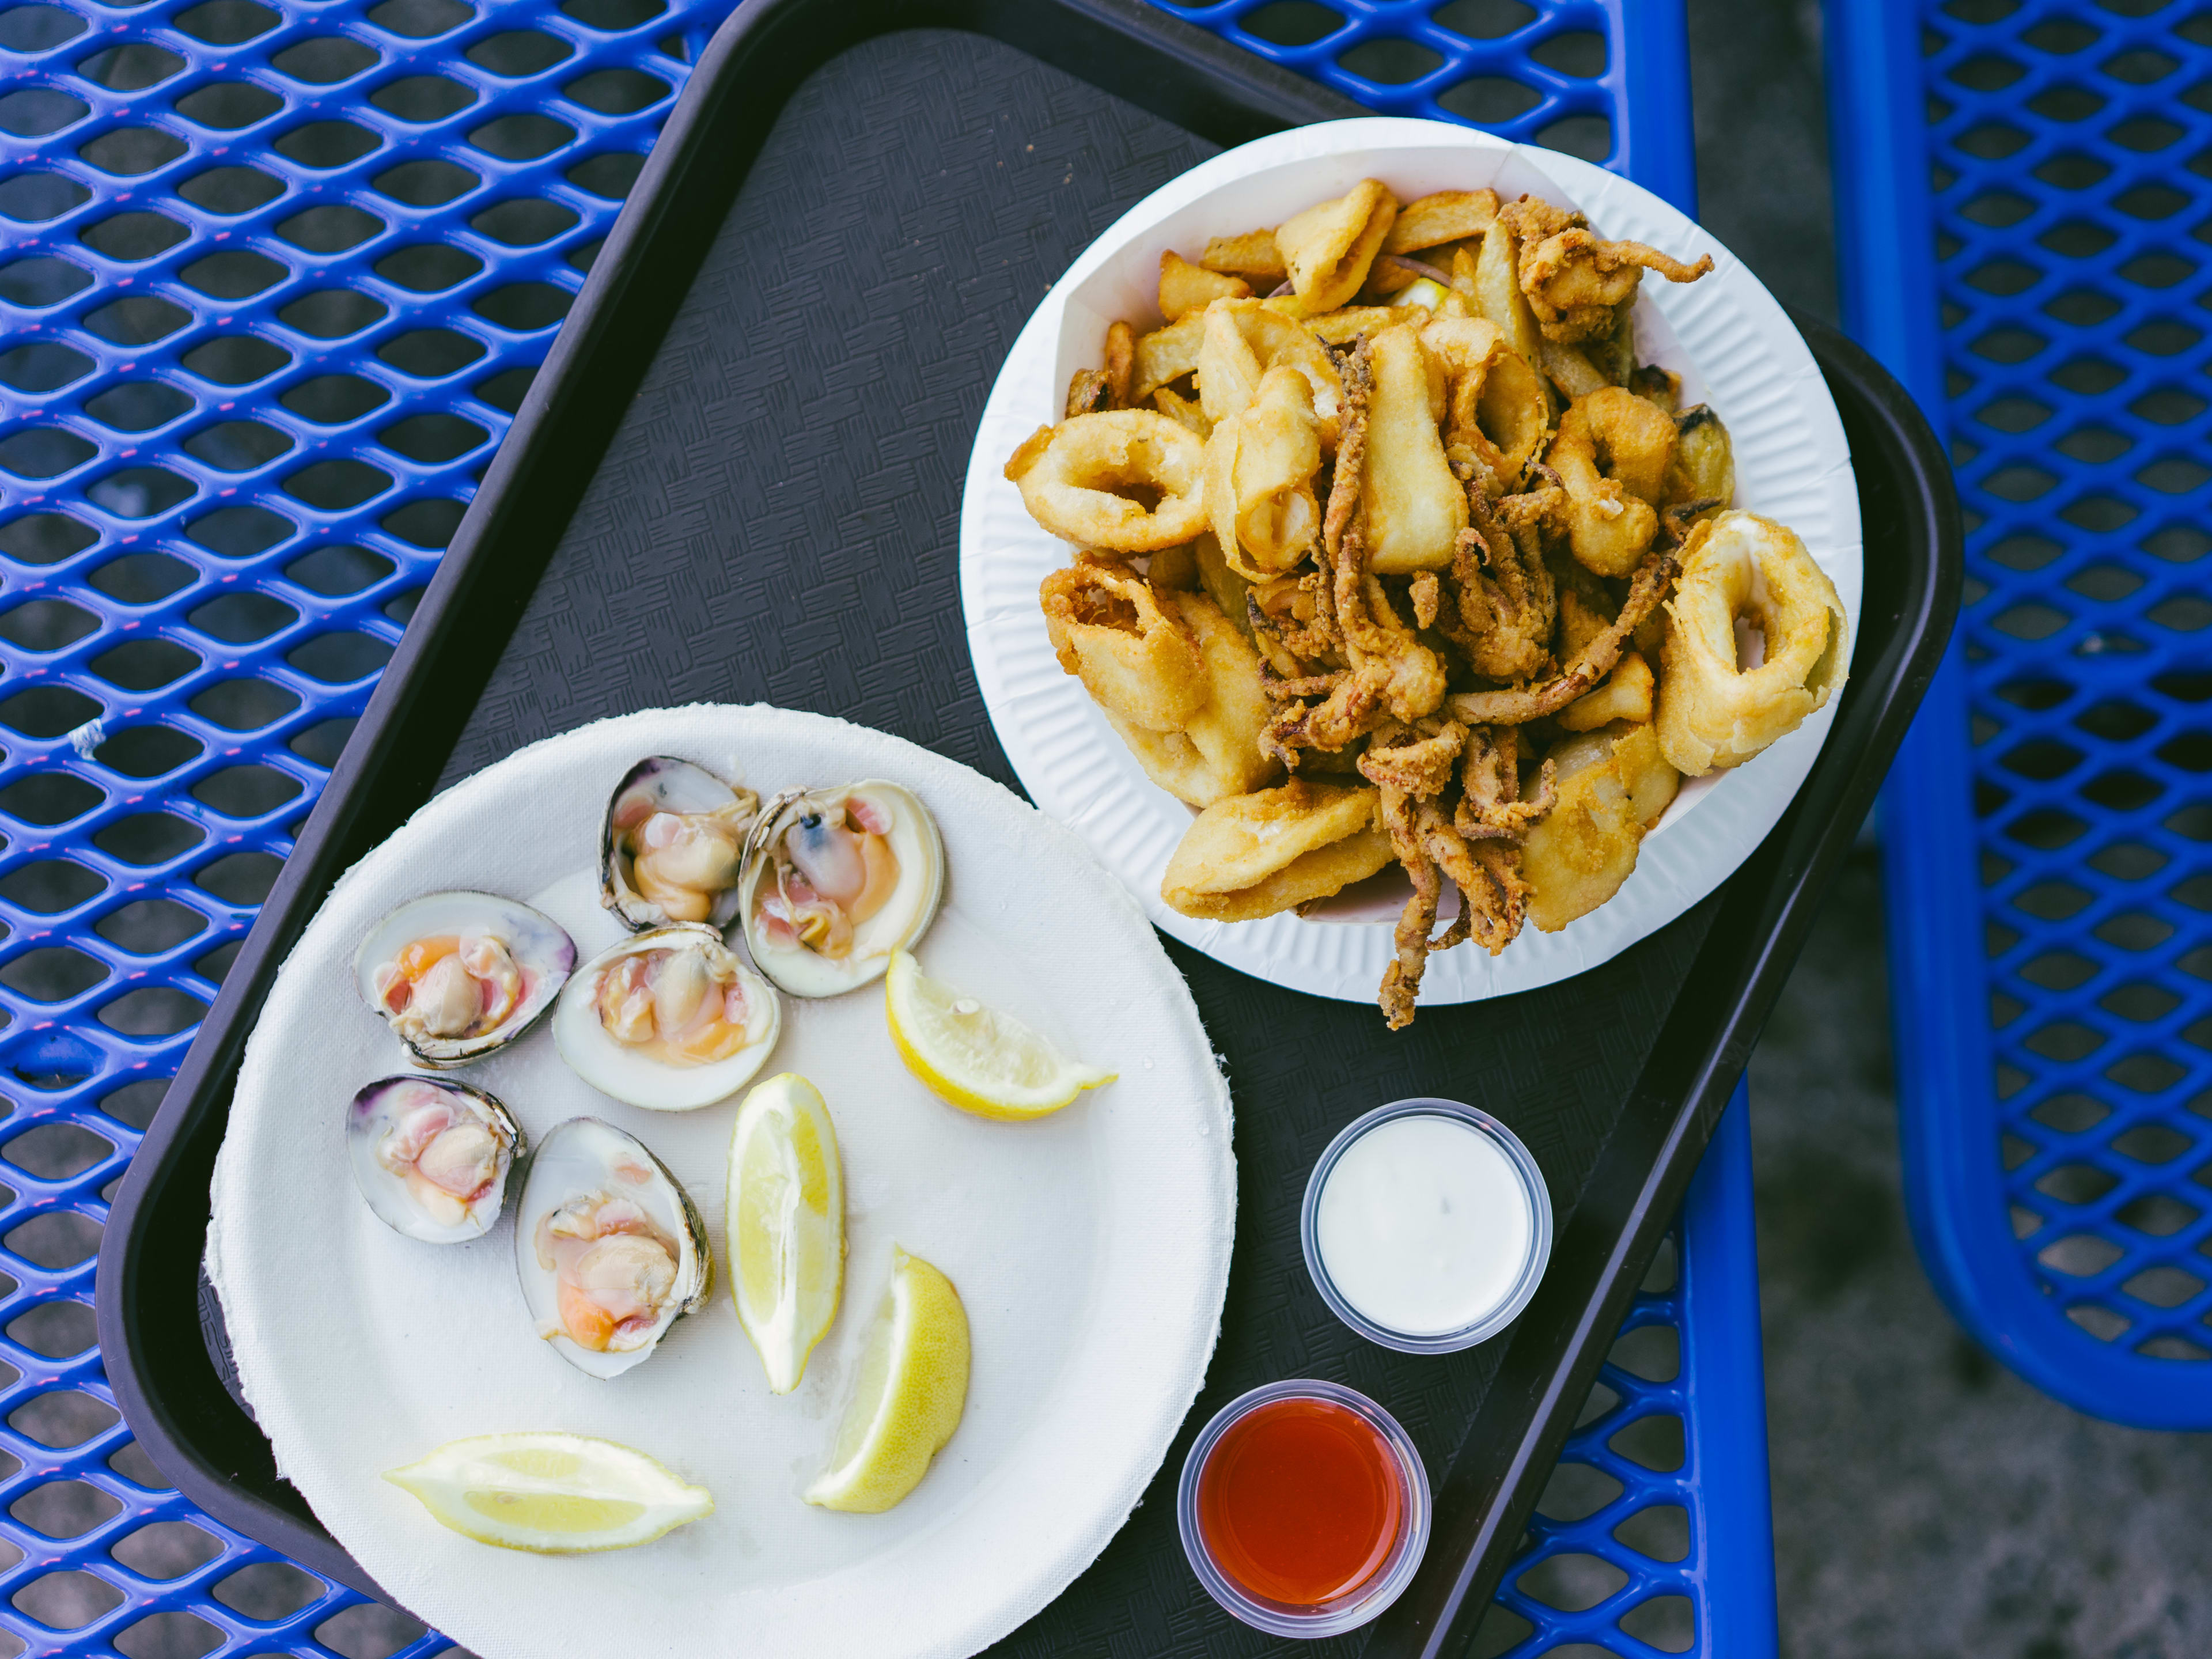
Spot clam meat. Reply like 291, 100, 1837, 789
346, 1075, 521, 1244
355, 891, 575, 1067
738, 781, 944, 997
601, 756, 759, 932
554, 924, 782, 1111
514, 1116, 710, 1379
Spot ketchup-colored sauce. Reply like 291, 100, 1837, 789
1195, 1396, 1403, 1607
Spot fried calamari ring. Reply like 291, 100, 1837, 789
1550, 385, 1678, 578
1655, 510, 1849, 777
1006, 410, 1209, 552
1039, 562, 1206, 731
1205, 366, 1323, 579
1161, 781, 1392, 921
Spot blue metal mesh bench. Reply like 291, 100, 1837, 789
1832, 0, 2212, 1428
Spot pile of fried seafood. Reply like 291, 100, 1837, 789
1005, 180, 1849, 1027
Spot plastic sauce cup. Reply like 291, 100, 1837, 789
1301, 1099, 1554, 1354
1177, 1379, 1430, 1638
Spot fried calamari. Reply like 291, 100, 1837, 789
1007, 410, 1207, 552
1655, 511, 1849, 776
1494, 196, 1715, 346
1009, 176, 1830, 1027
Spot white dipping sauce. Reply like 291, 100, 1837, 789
1315, 1114, 1535, 1337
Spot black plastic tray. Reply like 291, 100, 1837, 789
97, 2, 1961, 1653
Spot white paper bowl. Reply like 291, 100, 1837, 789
960, 116, 1862, 1005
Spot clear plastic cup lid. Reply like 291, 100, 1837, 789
1176, 1378, 1430, 1638
1300, 1097, 1555, 1354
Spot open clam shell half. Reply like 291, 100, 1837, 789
514, 1116, 711, 1380
346, 1075, 522, 1244
553, 924, 782, 1111
600, 756, 760, 933
354, 891, 575, 1068
737, 781, 944, 997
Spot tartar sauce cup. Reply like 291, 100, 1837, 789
1176, 1379, 1430, 1639
1300, 1098, 1555, 1355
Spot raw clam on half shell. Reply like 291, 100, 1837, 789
346, 1075, 521, 1244
601, 756, 759, 933
514, 1117, 711, 1380
354, 892, 575, 1067
553, 925, 782, 1112
738, 781, 944, 997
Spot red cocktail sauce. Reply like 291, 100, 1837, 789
1194, 1395, 1404, 1607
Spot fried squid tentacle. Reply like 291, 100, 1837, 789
1448, 541, 1681, 726
1335, 513, 1448, 725
1377, 787, 1444, 1030
1291, 662, 1395, 751
1463, 837, 1531, 953
1357, 719, 1466, 800
1245, 587, 1339, 667
1452, 489, 1560, 683
1497, 197, 1715, 346
1412, 801, 1505, 952
1262, 668, 1349, 700
1256, 336, 1442, 738
1456, 725, 1556, 840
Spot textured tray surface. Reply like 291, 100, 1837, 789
5, 5, 1755, 1658
447, 39, 1715, 1651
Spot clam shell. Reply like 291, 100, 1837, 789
600, 756, 759, 933
553, 925, 782, 1111
737, 780, 944, 998
512, 1116, 711, 1380
346, 1075, 521, 1244
353, 891, 575, 1067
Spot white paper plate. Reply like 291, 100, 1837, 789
206, 706, 1233, 1659
960, 118, 1862, 1003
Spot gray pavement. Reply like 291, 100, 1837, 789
1693, 5, 2212, 1656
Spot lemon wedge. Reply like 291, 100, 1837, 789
884, 950, 1114, 1121
804, 1246, 970, 1514
382, 1433, 712, 1553
728, 1072, 844, 1393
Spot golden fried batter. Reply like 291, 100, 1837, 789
1551, 386, 1678, 578
1007, 411, 1209, 552
1039, 562, 1205, 730
1496, 196, 1714, 346
1449, 542, 1681, 726
1161, 781, 1392, 921
1656, 510, 1849, 775
1277, 179, 1397, 313
1006, 180, 1774, 1029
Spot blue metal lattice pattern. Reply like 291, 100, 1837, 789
0, 0, 1751, 1653
1159, 0, 1633, 172
1912, 1, 2212, 1385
